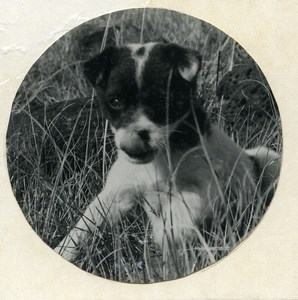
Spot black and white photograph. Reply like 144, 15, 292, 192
6, 8, 282, 284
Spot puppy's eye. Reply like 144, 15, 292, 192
108, 98, 123, 110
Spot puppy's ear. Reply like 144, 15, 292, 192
83, 46, 119, 88
178, 50, 201, 82
164, 44, 202, 82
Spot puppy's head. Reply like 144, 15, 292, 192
84, 42, 202, 164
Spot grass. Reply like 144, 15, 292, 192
6, 8, 282, 283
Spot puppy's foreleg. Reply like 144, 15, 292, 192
55, 187, 138, 261
54, 157, 142, 261
54, 189, 113, 261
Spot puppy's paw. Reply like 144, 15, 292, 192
54, 245, 78, 262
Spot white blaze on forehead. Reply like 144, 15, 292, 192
127, 43, 156, 89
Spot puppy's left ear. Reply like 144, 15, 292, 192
178, 50, 202, 82
164, 44, 202, 82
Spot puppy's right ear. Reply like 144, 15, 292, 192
83, 46, 119, 88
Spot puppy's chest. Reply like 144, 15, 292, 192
139, 152, 210, 193
135, 154, 214, 221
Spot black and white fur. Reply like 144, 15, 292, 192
55, 42, 280, 261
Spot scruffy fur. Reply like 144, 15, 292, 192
55, 42, 280, 261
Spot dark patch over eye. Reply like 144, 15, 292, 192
108, 98, 124, 110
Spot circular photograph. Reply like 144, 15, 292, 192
6, 8, 282, 283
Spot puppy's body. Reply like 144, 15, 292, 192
55, 43, 280, 261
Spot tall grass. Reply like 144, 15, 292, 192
6, 8, 282, 283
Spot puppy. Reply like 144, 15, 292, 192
55, 42, 280, 261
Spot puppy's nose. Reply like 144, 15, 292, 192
120, 130, 150, 158
137, 129, 150, 142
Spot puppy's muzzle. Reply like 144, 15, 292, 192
119, 130, 156, 164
